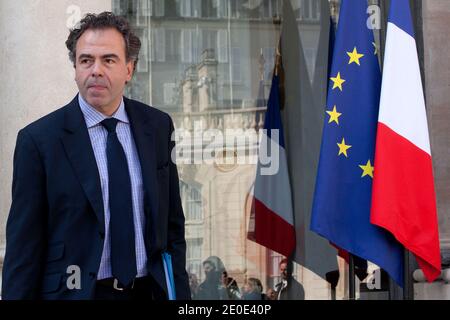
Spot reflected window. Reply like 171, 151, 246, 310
262, 0, 281, 19
181, 29, 198, 64
229, 0, 242, 18
262, 47, 275, 82
163, 82, 178, 106
178, 0, 202, 18
217, 30, 229, 63
214, 0, 228, 18
187, 238, 203, 278
231, 47, 242, 82
151, 28, 166, 62
202, 29, 218, 57
112, 0, 128, 16
136, 29, 149, 72
180, 181, 203, 221
136, 0, 150, 25
299, 0, 320, 21
152, 0, 165, 16
203, 0, 218, 18
166, 29, 181, 62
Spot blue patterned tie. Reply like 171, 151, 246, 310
101, 118, 137, 286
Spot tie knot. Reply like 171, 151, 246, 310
101, 118, 119, 133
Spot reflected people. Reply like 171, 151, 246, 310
274, 258, 305, 300
195, 256, 241, 300
265, 288, 277, 300
188, 273, 199, 300
242, 277, 265, 300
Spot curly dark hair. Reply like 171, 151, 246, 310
65, 12, 141, 70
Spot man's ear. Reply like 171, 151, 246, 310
126, 60, 134, 82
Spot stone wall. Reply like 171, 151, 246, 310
0, 0, 111, 276
422, 0, 450, 251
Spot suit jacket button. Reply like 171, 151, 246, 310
99, 232, 105, 239
89, 272, 96, 279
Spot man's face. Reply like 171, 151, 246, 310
203, 262, 215, 276
280, 262, 288, 280
74, 28, 133, 114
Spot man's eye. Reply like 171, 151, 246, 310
80, 59, 91, 64
106, 59, 115, 64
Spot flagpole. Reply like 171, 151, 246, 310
403, 249, 413, 300
274, 44, 281, 77
348, 253, 356, 300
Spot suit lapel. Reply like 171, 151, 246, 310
124, 98, 159, 227
61, 96, 105, 234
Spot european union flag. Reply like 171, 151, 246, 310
310, 0, 404, 286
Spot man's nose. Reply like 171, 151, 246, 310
91, 61, 104, 77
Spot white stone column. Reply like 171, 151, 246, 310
423, 0, 450, 250
0, 0, 111, 275
413, 0, 450, 300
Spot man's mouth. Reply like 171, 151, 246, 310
88, 85, 107, 90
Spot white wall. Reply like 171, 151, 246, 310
0, 0, 111, 267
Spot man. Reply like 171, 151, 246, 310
274, 258, 305, 300
195, 256, 224, 300
1, 12, 190, 300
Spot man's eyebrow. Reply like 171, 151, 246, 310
77, 54, 120, 60
78, 54, 94, 60
102, 54, 120, 60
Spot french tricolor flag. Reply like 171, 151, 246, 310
371, 0, 441, 282
251, 74, 296, 257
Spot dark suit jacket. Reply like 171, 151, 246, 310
1, 95, 190, 300
275, 277, 305, 300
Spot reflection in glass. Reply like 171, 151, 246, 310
112, 0, 387, 300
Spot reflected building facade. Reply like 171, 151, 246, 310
112, 0, 328, 298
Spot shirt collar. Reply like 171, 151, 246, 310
78, 93, 129, 128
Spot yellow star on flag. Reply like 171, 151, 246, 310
337, 138, 352, 157
347, 47, 364, 65
330, 72, 346, 91
359, 160, 374, 178
326, 106, 342, 125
